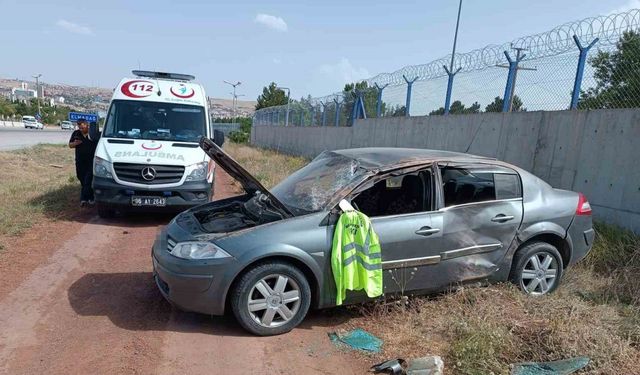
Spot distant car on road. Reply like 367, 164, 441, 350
153, 140, 595, 336
23, 116, 44, 130
61, 121, 74, 130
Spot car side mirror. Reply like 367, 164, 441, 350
89, 122, 101, 141
213, 129, 225, 147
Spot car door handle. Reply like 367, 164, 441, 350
415, 227, 440, 236
491, 214, 515, 223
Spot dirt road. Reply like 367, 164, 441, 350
0, 169, 367, 375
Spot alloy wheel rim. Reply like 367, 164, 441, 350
521, 252, 558, 295
247, 274, 301, 328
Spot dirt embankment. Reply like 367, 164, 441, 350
0, 167, 366, 375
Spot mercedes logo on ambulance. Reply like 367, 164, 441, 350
141, 167, 157, 181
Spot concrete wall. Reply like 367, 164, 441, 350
0, 121, 23, 128
252, 108, 640, 233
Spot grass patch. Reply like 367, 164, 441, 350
0, 144, 78, 243
223, 142, 308, 189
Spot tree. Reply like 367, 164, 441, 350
429, 100, 481, 115
255, 82, 288, 110
485, 95, 525, 112
579, 31, 640, 109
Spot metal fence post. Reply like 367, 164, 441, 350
443, 65, 462, 114
349, 90, 367, 126
311, 106, 317, 126
501, 51, 526, 113
334, 98, 342, 127
374, 83, 388, 117
403, 75, 418, 116
350, 91, 358, 126
321, 102, 328, 126
570, 35, 599, 109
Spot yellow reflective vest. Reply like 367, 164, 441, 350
331, 210, 383, 305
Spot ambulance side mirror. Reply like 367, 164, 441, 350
213, 129, 225, 147
89, 122, 101, 141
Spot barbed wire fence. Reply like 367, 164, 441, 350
255, 9, 640, 126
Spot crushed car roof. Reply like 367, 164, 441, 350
332, 147, 494, 169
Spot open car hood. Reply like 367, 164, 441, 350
199, 137, 293, 217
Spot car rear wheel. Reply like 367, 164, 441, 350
510, 241, 563, 295
231, 262, 311, 336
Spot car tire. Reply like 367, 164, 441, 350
510, 241, 564, 295
231, 262, 311, 336
97, 204, 116, 219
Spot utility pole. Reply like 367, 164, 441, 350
223, 80, 241, 123
496, 46, 537, 112
32, 74, 42, 118
276, 86, 290, 126
229, 92, 246, 121
444, 0, 463, 115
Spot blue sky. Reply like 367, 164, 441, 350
0, 0, 637, 100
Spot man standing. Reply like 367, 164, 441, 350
69, 119, 98, 206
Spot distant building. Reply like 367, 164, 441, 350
58, 96, 65, 104
48, 98, 55, 107
11, 87, 37, 103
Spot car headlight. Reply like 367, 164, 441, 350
170, 241, 231, 260
94, 156, 113, 179
185, 161, 208, 181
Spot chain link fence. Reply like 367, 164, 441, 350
254, 9, 640, 126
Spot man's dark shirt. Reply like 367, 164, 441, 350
69, 130, 97, 167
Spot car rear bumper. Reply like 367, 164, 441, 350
93, 176, 212, 212
566, 215, 594, 266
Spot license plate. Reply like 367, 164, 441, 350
131, 196, 166, 207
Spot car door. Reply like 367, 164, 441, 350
357, 167, 446, 296
432, 162, 524, 286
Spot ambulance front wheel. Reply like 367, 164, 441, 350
231, 261, 311, 336
97, 203, 116, 219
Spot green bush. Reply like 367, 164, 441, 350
228, 130, 249, 143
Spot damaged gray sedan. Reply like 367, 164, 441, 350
152, 138, 594, 336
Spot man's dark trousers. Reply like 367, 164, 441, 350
76, 162, 94, 202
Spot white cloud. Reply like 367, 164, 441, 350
272, 58, 281, 64
319, 58, 370, 85
610, 0, 640, 14
255, 14, 288, 32
56, 19, 93, 36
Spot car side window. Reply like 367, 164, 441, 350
441, 167, 496, 206
494, 173, 522, 199
352, 170, 433, 217
441, 167, 523, 207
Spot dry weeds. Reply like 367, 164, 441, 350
0, 144, 78, 246
223, 142, 308, 189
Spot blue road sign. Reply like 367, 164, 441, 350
69, 112, 98, 123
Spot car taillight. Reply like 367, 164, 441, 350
576, 193, 592, 216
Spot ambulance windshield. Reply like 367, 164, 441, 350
104, 100, 206, 142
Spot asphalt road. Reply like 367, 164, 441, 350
0, 127, 73, 151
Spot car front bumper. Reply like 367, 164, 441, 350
93, 176, 212, 212
151, 230, 238, 316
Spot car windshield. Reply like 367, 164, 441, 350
103, 99, 206, 142
270, 151, 367, 213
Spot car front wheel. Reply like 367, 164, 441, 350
231, 262, 311, 336
510, 241, 563, 295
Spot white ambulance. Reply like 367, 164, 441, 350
92, 70, 223, 218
